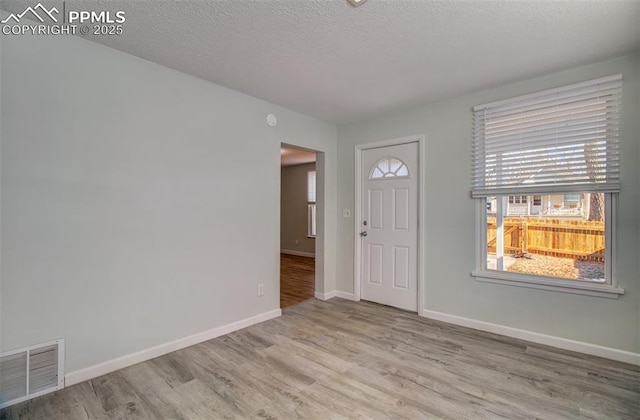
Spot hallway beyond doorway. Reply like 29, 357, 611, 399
280, 254, 315, 308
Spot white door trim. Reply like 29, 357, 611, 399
280, 143, 324, 303
354, 134, 426, 315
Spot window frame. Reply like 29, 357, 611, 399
368, 156, 410, 180
307, 204, 316, 238
508, 195, 527, 204
307, 170, 316, 239
473, 193, 623, 298
532, 195, 542, 206
470, 75, 623, 298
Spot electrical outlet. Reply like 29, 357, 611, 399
257, 284, 264, 296
295, 239, 299, 244
343, 209, 351, 218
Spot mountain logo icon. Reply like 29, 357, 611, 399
1, 3, 59, 24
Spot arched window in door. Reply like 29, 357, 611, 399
368, 157, 409, 180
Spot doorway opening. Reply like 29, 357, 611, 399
280, 145, 317, 308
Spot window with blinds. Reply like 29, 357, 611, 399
307, 171, 316, 237
307, 171, 316, 203
471, 74, 621, 197
471, 75, 623, 296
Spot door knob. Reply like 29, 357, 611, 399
360, 231, 368, 237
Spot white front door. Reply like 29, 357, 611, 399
360, 142, 418, 311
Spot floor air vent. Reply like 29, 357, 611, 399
0, 339, 64, 409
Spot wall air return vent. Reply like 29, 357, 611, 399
0, 339, 64, 409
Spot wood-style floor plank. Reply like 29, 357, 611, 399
280, 254, 315, 309
2, 298, 639, 419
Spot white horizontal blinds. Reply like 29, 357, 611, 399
471, 74, 621, 197
307, 171, 316, 203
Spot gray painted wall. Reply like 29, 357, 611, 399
336, 54, 640, 353
0, 28, 337, 373
0, 10, 637, 379
281, 163, 316, 255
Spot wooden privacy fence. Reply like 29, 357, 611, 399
487, 217, 605, 261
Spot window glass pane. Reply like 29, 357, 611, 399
487, 193, 605, 283
308, 204, 316, 237
369, 157, 410, 180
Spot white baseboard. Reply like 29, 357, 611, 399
65, 309, 282, 386
422, 309, 640, 366
281, 249, 315, 258
314, 290, 336, 300
314, 290, 356, 301
335, 291, 356, 300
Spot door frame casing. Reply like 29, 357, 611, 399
354, 134, 426, 315
280, 143, 324, 303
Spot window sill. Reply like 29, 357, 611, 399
471, 270, 624, 299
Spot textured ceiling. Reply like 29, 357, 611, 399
1, 0, 639, 124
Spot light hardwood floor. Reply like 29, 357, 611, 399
2, 298, 639, 419
280, 254, 315, 308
